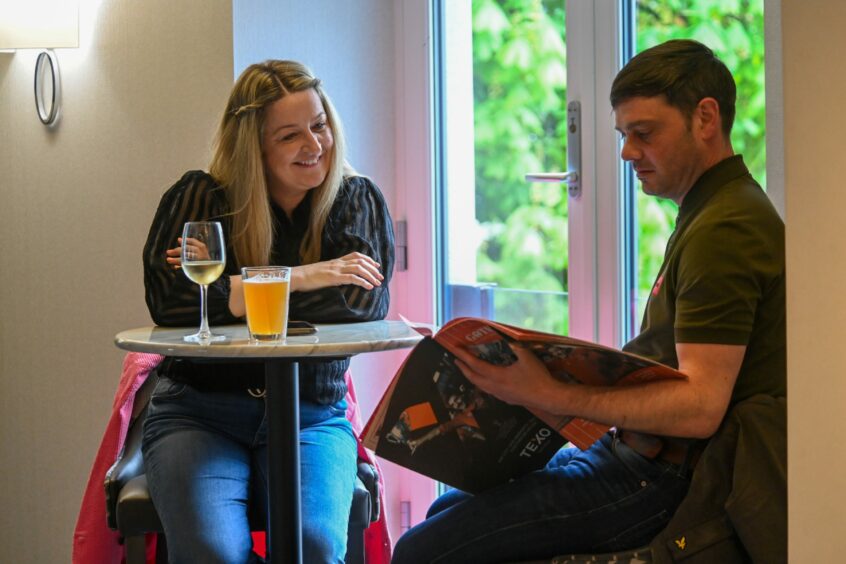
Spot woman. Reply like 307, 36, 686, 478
141, 60, 394, 564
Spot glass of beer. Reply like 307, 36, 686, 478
242, 266, 291, 342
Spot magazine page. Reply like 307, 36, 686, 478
431, 317, 685, 449
361, 316, 686, 490
361, 344, 417, 452
366, 336, 566, 493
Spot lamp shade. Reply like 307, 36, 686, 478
0, 0, 79, 49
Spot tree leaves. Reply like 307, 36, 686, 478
635, 0, 765, 298
467, 0, 764, 332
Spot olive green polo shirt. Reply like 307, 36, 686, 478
624, 155, 786, 403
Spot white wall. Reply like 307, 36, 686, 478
0, 0, 232, 561
783, 1, 846, 560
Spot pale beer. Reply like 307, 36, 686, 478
242, 267, 291, 341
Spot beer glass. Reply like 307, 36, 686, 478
242, 266, 291, 342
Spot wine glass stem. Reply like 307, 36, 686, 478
199, 283, 211, 339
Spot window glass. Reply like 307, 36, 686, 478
438, 0, 569, 335
629, 0, 766, 325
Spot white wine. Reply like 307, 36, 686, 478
181, 221, 226, 343
183, 260, 225, 285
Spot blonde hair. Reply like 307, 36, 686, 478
209, 60, 351, 267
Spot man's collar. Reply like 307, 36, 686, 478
678, 155, 749, 221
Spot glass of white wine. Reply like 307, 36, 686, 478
181, 221, 226, 343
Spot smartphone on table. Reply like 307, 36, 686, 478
287, 320, 318, 336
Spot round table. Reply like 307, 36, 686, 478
115, 320, 422, 564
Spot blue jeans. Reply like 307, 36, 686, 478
391, 433, 691, 563
141, 375, 357, 564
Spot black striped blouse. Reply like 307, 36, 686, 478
142, 170, 395, 403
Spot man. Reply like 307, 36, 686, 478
391, 39, 784, 563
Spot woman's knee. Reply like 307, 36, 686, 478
302, 518, 348, 564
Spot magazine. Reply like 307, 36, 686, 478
361, 317, 685, 493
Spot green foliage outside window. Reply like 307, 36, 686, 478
635, 0, 766, 308
472, 0, 569, 333
469, 0, 765, 333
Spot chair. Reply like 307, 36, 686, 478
104, 375, 380, 564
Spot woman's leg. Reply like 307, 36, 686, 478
142, 378, 266, 564
271, 400, 357, 564
392, 434, 690, 564
252, 400, 357, 563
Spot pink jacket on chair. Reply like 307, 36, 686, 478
72, 352, 392, 564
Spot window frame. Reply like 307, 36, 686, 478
391, 0, 784, 535
424, 0, 630, 346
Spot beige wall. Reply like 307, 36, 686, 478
0, 0, 232, 561
783, 1, 846, 561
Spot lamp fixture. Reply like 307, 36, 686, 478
0, 0, 79, 127
34, 50, 60, 125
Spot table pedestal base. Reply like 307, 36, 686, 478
266, 360, 301, 564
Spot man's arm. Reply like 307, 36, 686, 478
454, 342, 745, 439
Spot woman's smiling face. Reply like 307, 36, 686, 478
261, 88, 334, 213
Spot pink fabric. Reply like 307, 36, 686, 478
345, 371, 393, 564
72, 352, 164, 564
72, 353, 391, 564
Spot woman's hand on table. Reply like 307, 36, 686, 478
166, 245, 383, 292
292, 252, 384, 292
165, 245, 382, 307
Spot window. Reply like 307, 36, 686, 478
624, 0, 767, 338
398, 0, 770, 524
435, 0, 570, 336
434, 0, 767, 346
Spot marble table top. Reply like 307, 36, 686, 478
115, 320, 423, 359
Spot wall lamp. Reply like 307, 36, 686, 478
0, 0, 79, 127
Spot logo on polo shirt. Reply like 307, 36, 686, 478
652, 273, 665, 296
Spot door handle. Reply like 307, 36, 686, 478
524, 100, 581, 198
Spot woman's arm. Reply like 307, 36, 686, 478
143, 171, 241, 326
289, 176, 395, 323
290, 252, 384, 292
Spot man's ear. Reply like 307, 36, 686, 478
695, 97, 722, 140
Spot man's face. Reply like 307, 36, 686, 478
614, 96, 708, 205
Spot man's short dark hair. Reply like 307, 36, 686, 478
610, 39, 736, 137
